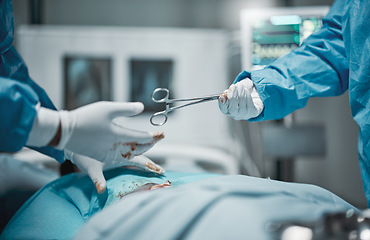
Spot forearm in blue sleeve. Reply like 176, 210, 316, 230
0, 79, 39, 152
0, 78, 65, 162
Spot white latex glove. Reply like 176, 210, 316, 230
218, 79, 264, 120
55, 101, 164, 164
64, 150, 165, 194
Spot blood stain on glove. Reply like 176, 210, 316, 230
121, 152, 132, 159
128, 143, 136, 151
145, 162, 165, 174
219, 92, 228, 104
153, 132, 165, 142
95, 181, 106, 194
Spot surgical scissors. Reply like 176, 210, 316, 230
150, 88, 221, 126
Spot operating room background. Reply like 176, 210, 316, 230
11, 0, 367, 209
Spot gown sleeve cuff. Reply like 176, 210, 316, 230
26, 105, 60, 147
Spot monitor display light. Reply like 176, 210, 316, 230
241, 6, 329, 70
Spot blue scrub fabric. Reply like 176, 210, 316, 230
0, 169, 218, 240
0, 169, 357, 240
0, 0, 63, 162
236, 0, 370, 205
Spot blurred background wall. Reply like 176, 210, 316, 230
13, 0, 335, 30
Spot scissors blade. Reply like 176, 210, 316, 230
170, 94, 220, 111
170, 94, 220, 102
202, 95, 220, 101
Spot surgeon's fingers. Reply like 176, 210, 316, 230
218, 90, 229, 115
88, 166, 107, 194
117, 133, 163, 160
235, 81, 248, 120
227, 84, 239, 120
83, 159, 106, 194
108, 102, 145, 119
129, 155, 165, 175
71, 152, 107, 194
112, 123, 165, 144
121, 144, 152, 160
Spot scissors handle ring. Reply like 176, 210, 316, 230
151, 88, 170, 103
150, 111, 168, 126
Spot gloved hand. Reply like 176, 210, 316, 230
218, 79, 264, 120
56, 101, 164, 164
64, 150, 165, 194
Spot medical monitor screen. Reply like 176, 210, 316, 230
64, 56, 112, 110
251, 15, 323, 69
130, 59, 174, 112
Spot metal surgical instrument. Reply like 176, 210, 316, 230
150, 88, 221, 126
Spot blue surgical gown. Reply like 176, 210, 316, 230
236, 0, 370, 205
0, 0, 64, 162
